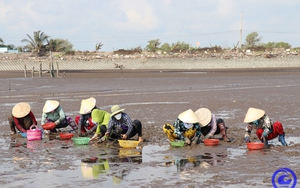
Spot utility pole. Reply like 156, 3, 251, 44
239, 12, 243, 49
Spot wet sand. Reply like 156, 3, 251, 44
0, 68, 299, 187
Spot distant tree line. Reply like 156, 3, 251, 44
0, 31, 294, 56
244, 32, 291, 49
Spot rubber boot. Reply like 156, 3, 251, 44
278, 133, 287, 146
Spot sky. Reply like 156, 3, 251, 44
1, 0, 300, 52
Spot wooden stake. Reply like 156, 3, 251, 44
31, 67, 34, 78
24, 65, 27, 78
39, 63, 42, 77
56, 61, 59, 77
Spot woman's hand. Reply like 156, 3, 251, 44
121, 134, 127, 139
184, 137, 191, 145
205, 135, 211, 139
90, 134, 98, 140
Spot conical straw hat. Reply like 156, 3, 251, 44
79, 97, 96, 114
111, 105, 125, 116
43, 100, 60, 113
195, 108, 212, 127
244, 107, 265, 123
177, 109, 198, 124
12, 102, 31, 118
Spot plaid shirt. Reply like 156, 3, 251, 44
107, 112, 133, 136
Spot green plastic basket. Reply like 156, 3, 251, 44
72, 137, 90, 145
170, 140, 185, 147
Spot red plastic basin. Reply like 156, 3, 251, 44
204, 139, 219, 146
247, 142, 265, 150
42, 122, 56, 130
59, 133, 74, 140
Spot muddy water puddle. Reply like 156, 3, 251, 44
0, 134, 299, 187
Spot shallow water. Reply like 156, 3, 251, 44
1, 134, 299, 188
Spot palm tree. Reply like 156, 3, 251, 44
47, 38, 73, 52
21, 30, 50, 56
95, 42, 103, 51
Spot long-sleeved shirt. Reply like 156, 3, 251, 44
94, 110, 110, 134
41, 106, 65, 125
107, 112, 133, 137
201, 114, 218, 137
13, 111, 37, 132
244, 114, 273, 139
173, 118, 202, 140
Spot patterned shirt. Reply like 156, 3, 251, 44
107, 112, 133, 136
244, 114, 273, 138
173, 118, 202, 140
78, 107, 99, 132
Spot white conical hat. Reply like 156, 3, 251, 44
195, 108, 212, 127
43, 100, 60, 113
177, 109, 198, 124
244, 107, 265, 123
79, 97, 96, 114
12, 102, 31, 118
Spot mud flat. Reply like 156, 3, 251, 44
0, 60, 299, 187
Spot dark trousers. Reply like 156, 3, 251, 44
99, 125, 107, 136
201, 118, 225, 136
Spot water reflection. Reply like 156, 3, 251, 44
80, 147, 142, 180
164, 153, 227, 172
81, 158, 110, 179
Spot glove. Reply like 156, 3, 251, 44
184, 137, 191, 145
192, 137, 199, 144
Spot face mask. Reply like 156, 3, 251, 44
252, 120, 258, 125
184, 122, 193, 129
114, 113, 122, 120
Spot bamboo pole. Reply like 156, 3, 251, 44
56, 61, 59, 77
31, 67, 34, 78
39, 63, 42, 77
24, 65, 27, 78
50, 51, 54, 78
